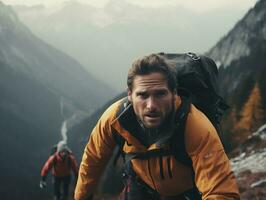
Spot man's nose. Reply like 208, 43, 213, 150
146, 97, 157, 111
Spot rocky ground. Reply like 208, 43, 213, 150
231, 124, 266, 200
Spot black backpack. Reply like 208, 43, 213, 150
159, 52, 229, 134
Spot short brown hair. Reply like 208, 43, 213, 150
127, 54, 177, 92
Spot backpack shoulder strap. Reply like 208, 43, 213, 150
112, 98, 129, 165
170, 96, 192, 166
113, 129, 125, 165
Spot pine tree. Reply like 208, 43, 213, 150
234, 83, 264, 134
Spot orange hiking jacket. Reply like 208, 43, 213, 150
41, 152, 79, 177
75, 96, 240, 200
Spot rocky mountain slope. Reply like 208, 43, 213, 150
207, 0, 266, 148
230, 124, 266, 200
207, 2, 266, 197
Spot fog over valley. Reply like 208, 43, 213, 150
7, 0, 257, 90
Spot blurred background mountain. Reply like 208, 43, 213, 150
11, 0, 256, 90
0, 1, 115, 199
0, 0, 265, 199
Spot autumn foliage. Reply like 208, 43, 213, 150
232, 83, 264, 143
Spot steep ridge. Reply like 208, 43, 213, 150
0, 1, 115, 114
207, 2, 266, 198
207, 0, 266, 148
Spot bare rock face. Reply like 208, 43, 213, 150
207, 0, 266, 68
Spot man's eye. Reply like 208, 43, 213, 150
156, 91, 167, 97
137, 93, 148, 99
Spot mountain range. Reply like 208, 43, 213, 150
12, 0, 251, 90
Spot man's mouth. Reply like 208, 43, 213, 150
145, 113, 160, 118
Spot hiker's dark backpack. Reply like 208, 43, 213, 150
159, 52, 229, 134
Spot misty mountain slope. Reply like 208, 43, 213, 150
13, 0, 250, 90
208, 0, 266, 68
0, 2, 117, 200
0, 60, 62, 200
206, 0, 266, 148
0, 61, 62, 131
0, 1, 116, 114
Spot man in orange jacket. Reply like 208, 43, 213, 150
40, 141, 79, 200
74, 54, 240, 200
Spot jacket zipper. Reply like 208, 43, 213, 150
167, 156, 173, 178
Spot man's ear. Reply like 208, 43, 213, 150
127, 88, 132, 102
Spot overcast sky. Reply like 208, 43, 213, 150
2, 0, 258, 12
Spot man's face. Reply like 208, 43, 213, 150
128, 72, 176, 129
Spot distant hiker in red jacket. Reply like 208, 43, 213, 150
40, 141, 79, 200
